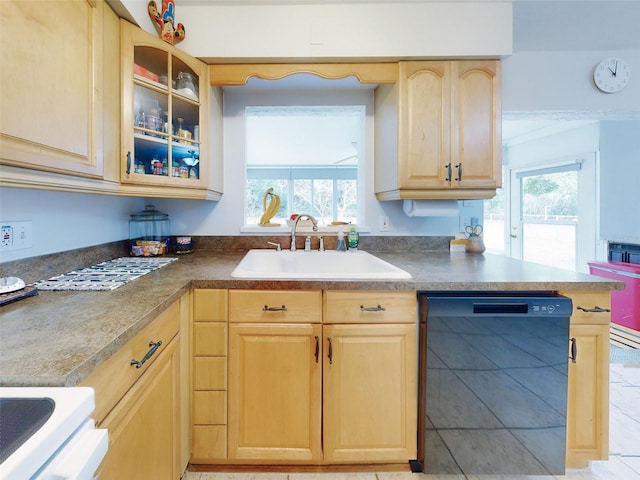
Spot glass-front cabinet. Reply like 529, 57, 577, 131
121, 20, 209, 190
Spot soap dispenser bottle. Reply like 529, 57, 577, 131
335, 229, 347, 252
347, 226, 359, 250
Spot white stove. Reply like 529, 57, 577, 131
35, 257, 177, 291
0, 387, 108, 480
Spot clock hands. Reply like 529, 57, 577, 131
608, 61, 618, 77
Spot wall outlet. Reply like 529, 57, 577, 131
0, 221, 33, 251
1, 225, 12, 247
379, 215, 390, 232
459, 216, 471, 233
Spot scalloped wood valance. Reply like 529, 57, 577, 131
209, 63, 398, 86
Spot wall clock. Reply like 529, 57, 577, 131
593, 57, 631, 93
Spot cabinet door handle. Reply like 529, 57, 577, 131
445, 163, 452, 182
130, 340, 162, 369
126, 151, 132, 174
569, 337, 577, 363
327, 337, 333, 364
314, 336, 320, 363
263, 305, 287, 312
455, 163, 463, 182
577, 306, 611, 313
360, 305, 386, 312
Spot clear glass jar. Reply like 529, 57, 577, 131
129, 205, 170, 256
175, 71, 198, 100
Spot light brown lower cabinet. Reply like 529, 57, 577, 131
98, 336, 180, 479
81, 293, 190, 480
561, 290, 611, 469
228, 322, 323, 463
192, 289, 417, 466
323, 323, 417, 463
191, 289, 229, 462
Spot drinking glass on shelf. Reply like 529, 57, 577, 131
135, 109, 145, 127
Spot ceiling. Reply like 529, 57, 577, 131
184, 0, 640, 143
507, 0, 640, 142
180, 0, 640, 53
513, 0, 640, 52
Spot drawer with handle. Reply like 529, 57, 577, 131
229, 290, 322, 323
560, 291, 611, 325
80, 300, 180, 423
324, 290, 416, 324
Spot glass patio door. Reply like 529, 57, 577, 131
509, 161, 587, 271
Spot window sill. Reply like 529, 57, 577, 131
240, 225, 370, 234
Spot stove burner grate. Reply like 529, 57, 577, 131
34, 257, 177, 291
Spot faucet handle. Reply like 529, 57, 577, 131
304, 236, 312, 252
266, 241, 281, 251
318, 236, 324, 252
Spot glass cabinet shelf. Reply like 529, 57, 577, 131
122, 22, 207, 189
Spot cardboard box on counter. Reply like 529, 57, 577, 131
450, 238, 467, 253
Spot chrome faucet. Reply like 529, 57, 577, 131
291, 214, 318, 251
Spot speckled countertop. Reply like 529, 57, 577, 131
0, 249, 622, 388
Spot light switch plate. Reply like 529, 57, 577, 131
379, 215, 390, 232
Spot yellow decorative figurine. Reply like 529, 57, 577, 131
259, 188, 281, 226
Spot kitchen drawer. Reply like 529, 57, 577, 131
81, 300, 180, 423
193, 391, 227, 425
193, 357, 227, 390
193, 323, 228, 356
561, 291, 611, 325
229, 290, 322, 324
324, 290, 417, 324
192, 425, 227, 461
193, 289, 228, 322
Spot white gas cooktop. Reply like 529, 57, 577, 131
34, 257, 177, 291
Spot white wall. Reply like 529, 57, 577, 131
120, 1, 512, 60
599, 120, 640, 245
502, 50, 640, 112
504, 123, 600, 169
0, 188, 143, 262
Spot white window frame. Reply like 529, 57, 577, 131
223, 86, 372, 233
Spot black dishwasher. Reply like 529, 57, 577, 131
417, 292, 573, 475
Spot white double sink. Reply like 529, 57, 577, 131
231, 249, 411, 280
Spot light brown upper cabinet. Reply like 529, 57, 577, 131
120, 20, 222, 200
0, 0, 111, 179
375, 60, 502, 200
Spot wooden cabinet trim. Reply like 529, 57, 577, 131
209, 63, 398, 86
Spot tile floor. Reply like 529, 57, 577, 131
184, 363, 640, 480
